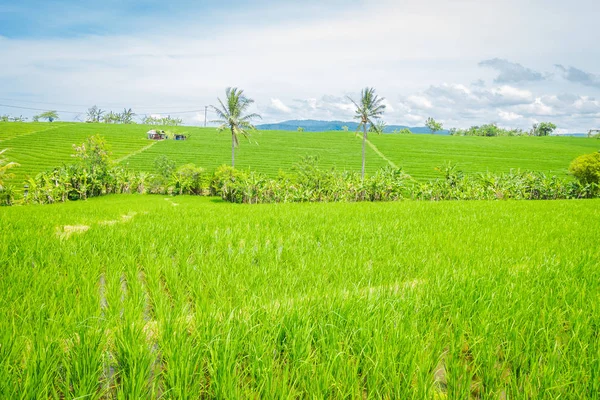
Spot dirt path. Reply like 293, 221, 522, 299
354, 132, 398, 169
115, 141, 158, 164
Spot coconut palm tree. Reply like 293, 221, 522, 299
211, 87, 261, 168
347, 87, 386, 180
0, 149, 19, 191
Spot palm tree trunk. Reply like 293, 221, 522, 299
231, 127, 235, 168
361, 123, 367, 181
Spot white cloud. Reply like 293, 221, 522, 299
0, 0, 599, 132
490, 86, 533, 105
381, 98, 396, 112
498, 111, 522, 121
515, 98, 554, 116
406, 95, 432, 110
404, 114, 425, 123
270, 98, 291, 113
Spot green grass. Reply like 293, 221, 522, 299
1, 122, 599, 186
370, 134, 600, 179
1, 195, 599, 397
0, 123, 151, 185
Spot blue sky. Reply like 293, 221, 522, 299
1, 0, 599, 132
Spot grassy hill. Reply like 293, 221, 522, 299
1, 122, 599, 186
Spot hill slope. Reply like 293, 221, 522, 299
1, 122, 598, 186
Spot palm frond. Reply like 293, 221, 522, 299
240, 113, 262, 122
210, 87, 262, 154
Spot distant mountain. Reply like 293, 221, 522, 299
256, 119, 449, 134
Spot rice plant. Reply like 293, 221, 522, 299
1, 195, 599, 397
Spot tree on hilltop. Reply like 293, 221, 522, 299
86, 105, 105, 123
211, 87, 262, 168
531, 122, 557, 136
425, 117, 443, 135
347, 87, 386, 180
36, 110, 59, 122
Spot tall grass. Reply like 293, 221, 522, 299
1, 196, 599, 397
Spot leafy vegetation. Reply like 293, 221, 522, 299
0, 148, 18, 190
532, 122, 557, 136
450, 122, 558, 137
569, 151, 600, 185
211, 158, 596, 204
1, 115, 27, 122
141, 115, 183, 126
86, 105, 105, 123
0, 148, 19, 205
18, 147, 599, 205
1, 195, 599, 397
34, 110, 59, 122
425, 117, 443, 135
450, 123, 527, 137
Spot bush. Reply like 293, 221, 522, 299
171, 164, 205, 195
72, 135, 112, 173
154, 155, 176, 178
569, 152, 600, 185
0, 185, 16, 206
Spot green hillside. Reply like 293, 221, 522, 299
1, 122, 599, 186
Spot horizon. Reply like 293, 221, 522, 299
1, 0, 599, 133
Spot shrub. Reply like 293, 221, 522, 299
154, 155, 176, 178
171, 164, 205, 195
0, 185, 16, 206
72, 135, 112, 173
209, 165, 247, 197
569, 152, 600, 185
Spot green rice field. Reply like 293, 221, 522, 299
1, 195, 599, 398
1, 122, 599, 186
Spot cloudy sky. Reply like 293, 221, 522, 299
1, 0, 599, 132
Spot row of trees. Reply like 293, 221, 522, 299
1, 115, 27, 122
141, 115, 183, 126
32, 111, 59, 122
449, 122, 557, 137
86, 106, 135, 124
85, 106, 183, 125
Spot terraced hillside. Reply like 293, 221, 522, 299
1, 122, 599, 185
369, 134, 600, 179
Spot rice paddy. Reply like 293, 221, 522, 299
2, 121, 600, 397
1, 122, 599, 186
1, 195, 599, 398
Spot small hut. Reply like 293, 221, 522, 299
147, 129, 166, 140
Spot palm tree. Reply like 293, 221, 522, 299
347, 87, 386, 180
211, 87, 261, 168
0, 149, 19, 191
121, 108, 135, 124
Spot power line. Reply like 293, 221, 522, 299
0, 98, 91, 108
0, 103, 216, 115
0, 97, 216, 111
0, 104, 82, 114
